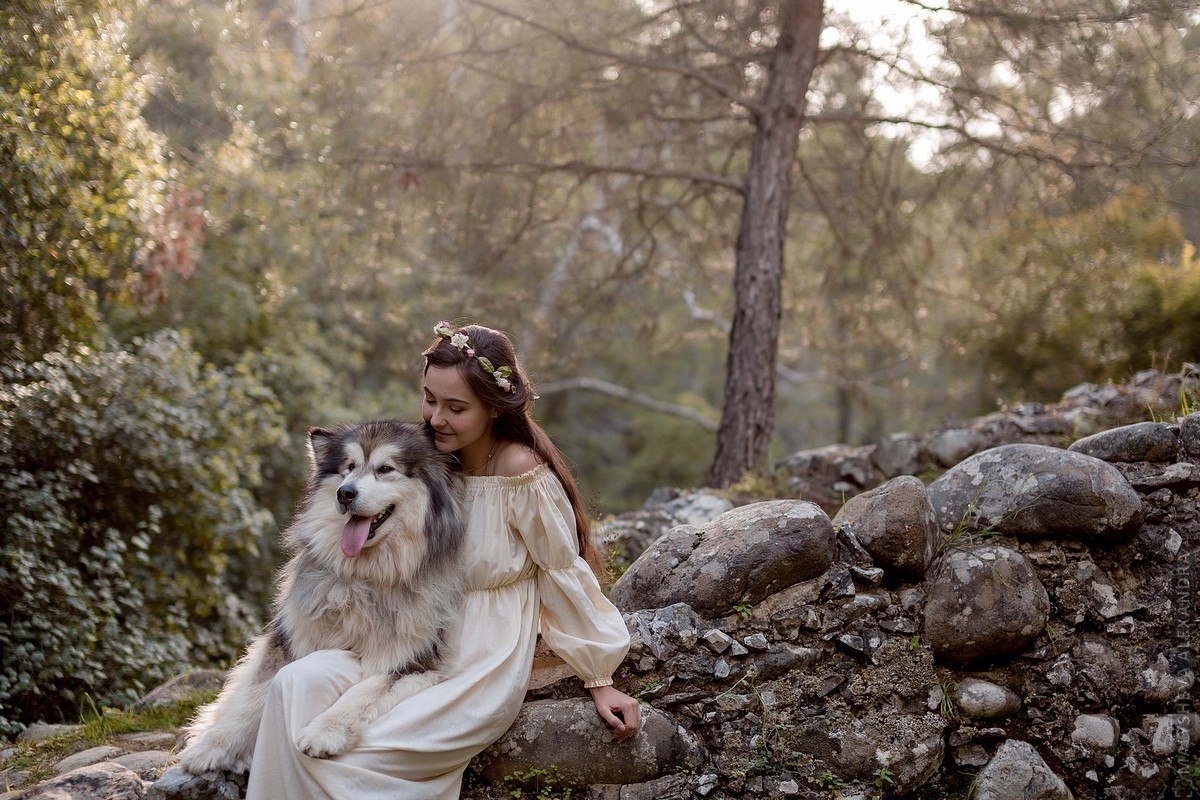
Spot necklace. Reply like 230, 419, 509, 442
465, 439, 499, 476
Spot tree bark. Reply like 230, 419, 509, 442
708, 0, 824, 487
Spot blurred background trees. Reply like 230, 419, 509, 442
2, 0, 1198, 729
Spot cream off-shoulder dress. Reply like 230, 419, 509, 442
244, 464, 631, 800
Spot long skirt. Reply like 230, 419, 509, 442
245, 582, 537, 800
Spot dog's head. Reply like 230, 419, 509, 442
298, 421, 464, 572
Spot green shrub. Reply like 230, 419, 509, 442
0, 330, 287, 736
0, 0, 165, 363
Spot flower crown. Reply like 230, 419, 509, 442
434, 321, 516, 393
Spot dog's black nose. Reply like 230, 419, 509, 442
337, 485, 357, 506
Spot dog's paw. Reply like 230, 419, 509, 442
178, 737, 251, 775
296, 718, 357, 759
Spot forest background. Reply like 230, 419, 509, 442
1, 0, 1198, 734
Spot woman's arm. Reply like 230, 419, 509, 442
589, 685, 642, 742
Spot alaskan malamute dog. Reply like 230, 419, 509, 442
178, 420, 466, 774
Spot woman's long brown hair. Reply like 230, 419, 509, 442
422, 323, 607, 581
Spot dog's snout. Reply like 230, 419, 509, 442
337, 485, 357, 507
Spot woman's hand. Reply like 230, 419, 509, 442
589, 685, 642, 742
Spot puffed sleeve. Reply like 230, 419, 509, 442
510, 466, 630, 688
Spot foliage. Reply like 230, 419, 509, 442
1170, 752, 1200, 798
496, 766, 575, 800
1123, 240, 1200, 369
962, 186, 1192, 398
0, 0, 165, 363
872, 757, 895, 800
76, 687, 217, 743
808, 769, 844, 791
0, 330, 286, 735
116, 0, 1200, 498
935, 672, 959, 721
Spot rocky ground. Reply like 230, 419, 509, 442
4, 371, 1198, 799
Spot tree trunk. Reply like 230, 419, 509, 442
708, 0, 824, 487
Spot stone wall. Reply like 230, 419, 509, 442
8, 372, 1198, 800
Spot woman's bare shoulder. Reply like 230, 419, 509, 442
494, 442, 543, 478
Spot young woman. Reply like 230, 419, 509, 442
245, 321, 639, 799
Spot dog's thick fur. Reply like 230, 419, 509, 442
178, 420, 466, 774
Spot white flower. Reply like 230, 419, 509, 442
450, 333, 469, 350
496, 377, 512, 391
435, 320, 451, 333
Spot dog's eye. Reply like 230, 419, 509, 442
346, 462, 355, 472
377, 465, 394, 475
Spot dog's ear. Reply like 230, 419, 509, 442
307, 427, 339, 472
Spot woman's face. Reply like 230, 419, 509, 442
422, 365, 496, 454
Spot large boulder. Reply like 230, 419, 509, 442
610, 501, 836, 616
927, 444, 1143, 540
600, 489, 734, 565
1067, 421, 1179, 463
954, 678, 1022, 721
475, 699, 706, 788
871, 432, 923, 477
830, 713, 945, 794
1070, 714, 1120, 751
832, 476, 937, 580
1181, 411, 1200, 460
928, 428, 987, 467
147, 767, 245, 800
18, 762, 146, 800
971, 739, 1073, 800
923, 544, 1049, 663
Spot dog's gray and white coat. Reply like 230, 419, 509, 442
178, 420, 466, 774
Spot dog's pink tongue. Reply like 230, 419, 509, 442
341, 516, 372, 558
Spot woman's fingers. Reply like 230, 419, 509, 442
597, 704, 627, 734
611, 699, 641, 742
590, 686, 643, 741
627, 699, 643, 731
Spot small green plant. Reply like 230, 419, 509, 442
936, 484, 997, 557
1044, 622, 1060, 656
75, 689, 217, 745
624, 674, 661, 699
1178, 384, 1197, 418
497, 766, 574, 800
936, 672, 959, 721
872, 757, 895, 800
908, 635, 921, 651
808, 768, 844, 790
606, 546, 633, 583
1170, 752, 1200, 797
916, 464, 942, 485
732, 603, 753, 620
716, 469, 793, 502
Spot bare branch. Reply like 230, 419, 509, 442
537, 376, 718, 431
809, 113, 1119, 169
896, 0, 1188, 24
358, 154, 746, 192
459, 0, 764, 116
